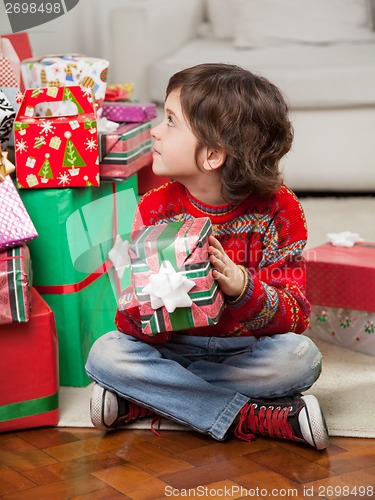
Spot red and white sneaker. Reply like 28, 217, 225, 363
234, 394, 329, 450
90, 383, 155, 431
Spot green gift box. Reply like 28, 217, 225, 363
19, 177, 138, 386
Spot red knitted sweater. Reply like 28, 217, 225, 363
115, 181, 311, 344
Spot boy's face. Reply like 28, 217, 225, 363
151, 89, 201, 183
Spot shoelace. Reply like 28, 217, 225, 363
235, 403, 293, 442
115, 402, 155, 426
151, 415, 163, 437
114, 401, 163, 437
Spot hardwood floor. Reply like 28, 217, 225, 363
0, 428, 374, 499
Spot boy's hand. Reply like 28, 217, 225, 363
208, 235, 246, 298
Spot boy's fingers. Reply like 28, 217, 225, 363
210, 254, 226, 273
213, 269, 229, 282
209, 247, 228, 265
209, 235, 224, 252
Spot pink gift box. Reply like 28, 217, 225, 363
102, 102, 157, 123
127, 217, 225, 336
0, 175, 38, 250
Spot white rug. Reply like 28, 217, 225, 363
58, 196, 375, 438
300, 196, 375, 250
304, 340, 375, 438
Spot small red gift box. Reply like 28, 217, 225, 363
305, 242, 375, 312
0, 288, 59, 432
137, 163, 169, 195
305, 242, 375, 355
15, 86, 99, 188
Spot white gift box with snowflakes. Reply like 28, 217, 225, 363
305, 242, 375, 357
14, 86, 99, 188
20, 54, 109, 110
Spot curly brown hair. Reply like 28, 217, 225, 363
166, 63, 293, 203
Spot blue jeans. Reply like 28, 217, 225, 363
85, 332, 322, 440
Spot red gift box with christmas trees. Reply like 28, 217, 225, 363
14, 86, 99, 188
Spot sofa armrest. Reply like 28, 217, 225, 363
109, 0, 203, 101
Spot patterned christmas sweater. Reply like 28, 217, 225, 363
115, 181, 311, 344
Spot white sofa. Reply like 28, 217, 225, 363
109, 0, 375, 192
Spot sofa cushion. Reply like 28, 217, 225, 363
206, 0, 234, 39
233, 0, 375, 48
149, 38, 375, 108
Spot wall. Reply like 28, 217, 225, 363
0, 0, 133, 84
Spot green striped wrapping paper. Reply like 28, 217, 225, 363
0, 245, 32, 325
99, 122, 153, 181
129, 217, 225, 335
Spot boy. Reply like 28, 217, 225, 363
86, 63, 329, 450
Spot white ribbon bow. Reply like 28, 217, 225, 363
97, 116, 120, 133
142, 260, 196, 313
327, 231, 364, 248
108, 234, 130, 279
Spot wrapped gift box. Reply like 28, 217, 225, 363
0, 36, 20, 148
15, 86, 99, 189
0, 174, 38, 250
305, 242, 375, 356
105, 83, 134, 102
129, 217, 225, 336
19, 177, 138, 386
99, 122, 153, 181
102, 102, 157, 123
0, 245, 32, 325
0, 89, 16, 150
21, 54, 109, 108
0, 149, 15, 180
0, 288, 59, 432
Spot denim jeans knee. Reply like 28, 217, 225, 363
272, 333, 322, 394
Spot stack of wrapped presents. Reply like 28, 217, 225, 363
0, 143, 59, 432
0, 42, 225, 432
4, 36, 373, 436
0, 42, 159, 432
